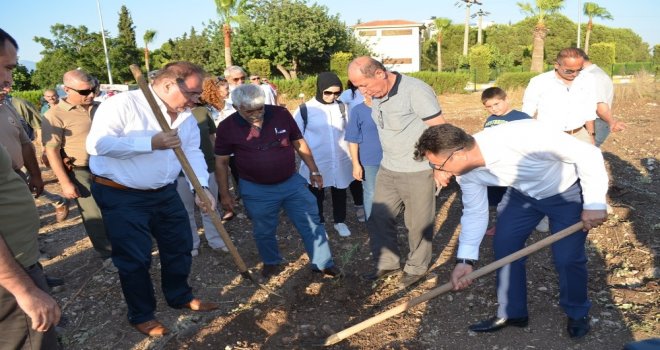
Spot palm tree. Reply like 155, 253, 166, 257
214, 0, 249, 69
433, 18, 452, 72
583, 2, 613, 54
143, 29, 157, 72
517, 0, 564, 72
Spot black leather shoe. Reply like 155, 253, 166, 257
567, 316, 590, 338
312, 266, 343, 278
45, 275, 65, 287
397, 272, 425, 289
261, 264, 283, 279
361, 268, 400, 281
469, 316, 529, 333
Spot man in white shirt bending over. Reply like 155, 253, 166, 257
414, 121, 608, 339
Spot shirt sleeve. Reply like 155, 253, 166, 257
41, 109, 63, 148
456, 176, 490, 260
86, 94, 153, 159
344, 107, 362, 143
521, 77, 540, 117
411, 81, 442, 121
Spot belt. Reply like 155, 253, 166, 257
564, 126, 584, 135
92, 175, 166, 192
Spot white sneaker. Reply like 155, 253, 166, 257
191, 249, 199, 257
535, 216, 549, 232
355, 205, 366, 222
212, 246, 229, 253
334, 223, 351, 237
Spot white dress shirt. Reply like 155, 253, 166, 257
455, 120, 608, 260
86, 87, 209, 190
522, 70, 598, 131
583, 64, 614, 106
293, 98, 354, 189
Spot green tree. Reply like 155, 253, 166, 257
12, 63, 38, 91
583, 2, 612, 54
233, 0, 368, 79
468, 44, 492, 83
113, 5, 141, 82
653, 44, 660, 66
32, 24, 107, 88
432, 18, 452, 71
213, 0, 250, 69
168, 27, 212, 68
143, 29, 157, 72
589, 42, 615, 74
517, 0, 564, 72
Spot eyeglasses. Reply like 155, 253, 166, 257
323, 90, 341, 96
557, 67, 583, 75
428, 147, 464, 171
231, 76, 246, 83
250, 77, 260, 81
176, 79, 202, 101
66, 86, 96, 96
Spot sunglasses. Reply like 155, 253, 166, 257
66, 86, 96, 96
323, 90, 341, 96
557, 67, 583, 75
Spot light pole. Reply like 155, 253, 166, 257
96, 0, 113, 84
576, 0, 582, 48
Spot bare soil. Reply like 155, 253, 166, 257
37, 84, 658, 350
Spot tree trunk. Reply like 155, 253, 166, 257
530, 24, 547, 73
223, 23, 233, 68
437, 35, 442, 72
276, 64, 292, 80
144, 46, 150, 72
584, 20, 593, 55
463, 6, 470, 56
290, 59, 298, 80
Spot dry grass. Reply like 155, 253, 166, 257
614, 71, 659, 105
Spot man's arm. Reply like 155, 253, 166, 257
214, 155, 234, 214
0, 236, 61, 332
348, 142, 363, 181
596, 102, 626, 132
21, 142, 44, 197
44, 147, 79, 199
292, 138, 323, 189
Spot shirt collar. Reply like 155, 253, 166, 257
386, 72, 402, 98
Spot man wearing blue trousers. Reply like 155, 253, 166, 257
414, 120, 608, 339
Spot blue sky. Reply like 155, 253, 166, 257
3, 0, 658, 63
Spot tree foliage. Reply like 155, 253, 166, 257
517, 0, 565, 72
12, 63, 38, 91
583, 2, 613, 54
589, 42, 615, 74
247, 58, 271, 78
113, 5, 141, 82
232, 0, 369, 79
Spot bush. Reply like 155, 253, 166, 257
246, 59, 271, 78
468, 45, 492, 83
11, 90, 42, 108
330, 52, 353, 76
654, 45, 660, 66
494, 72, 540, 90
589, 43, 616, 75
611, 62, 655, 75
408, 71, 470, 94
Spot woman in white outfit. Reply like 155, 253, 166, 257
293, 72, 356, 237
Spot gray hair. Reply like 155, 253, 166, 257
231, 84, 265, 109
224, 65, 246, 77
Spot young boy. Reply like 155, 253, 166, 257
481, 87, 531, 235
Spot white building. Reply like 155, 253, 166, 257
353, 20, 424, 73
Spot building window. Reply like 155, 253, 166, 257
381, 29, 413, 36
383, 58, 413, 64
358, 30, 377, 36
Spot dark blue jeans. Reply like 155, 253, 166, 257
91, 182, 194, 324
494, 181, 591, 320
239, 174, 334, 270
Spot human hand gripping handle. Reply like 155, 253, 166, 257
450, 263, 474, 291
151, 129, 182, 150
195, 187, 217, 213
581, 209, 607, 231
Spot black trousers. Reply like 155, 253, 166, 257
308, 180, 363, 223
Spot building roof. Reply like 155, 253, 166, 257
354, 20, 424, 28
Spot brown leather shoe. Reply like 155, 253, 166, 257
177, 298, 219, 312
55, 202, 69, 223
133, 319, 170, 336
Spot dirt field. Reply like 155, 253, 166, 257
36, 77, 658, 350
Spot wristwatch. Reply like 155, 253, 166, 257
310, 171, 322, 176
455, 258, 477, 266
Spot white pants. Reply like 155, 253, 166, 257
175, 173, 226, 250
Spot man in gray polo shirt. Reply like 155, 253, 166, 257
348, 56, 446, 288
